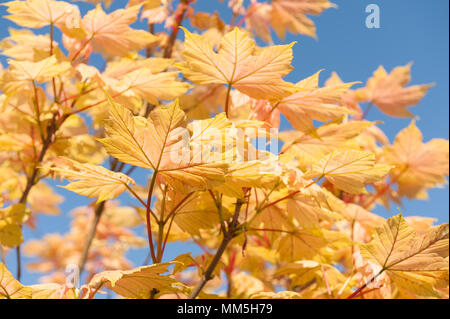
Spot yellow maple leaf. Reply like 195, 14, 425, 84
1, 55, 70, 94
275, 260, 321, 286
2, 0, 84, 38
117, 68, 190, 105
100, 95, 229, 193
177, 27, 297, 101
0, 29, 52, 61
275, 260, 350, 296
88, 263, 179, 299
0, 262, 32, 299
304, 150, 392, 194
287, 192, 342, 229
29, 283, 77, 299
164, 191, 222, 236
215, 161, 281, 198
360, 214, 449, 298
47, 159, 135, 202
0, 204, 30, 248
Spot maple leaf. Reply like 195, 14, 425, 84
76, 4, 158, 57
280, 120, 374, 166
271, 0, 335, 39
0, 204, 30, 248
405, 216, 437, 235
276, 70, 357, 133
245, 1, 272, 44
2, 0, 84, 37
179, 84, 227, 120
190, 11, 225, 32
177, 27, 297, 100
215, 161, 281, 198
325, 71, 362, 115
275, 260, 321, 286
287, 192, 342, 229
228, 272, 268, 298
304, 150, 392, 194
383, 120, 449, 199
360, 214, 449, 298
276, 229, 328, 262
100, 95, 229, 193
88, 263, 179, 299
1, 55, 70, 94
0, 29, 53, 61
155, 191, 223, 236
88, 58, 188, 112
47, 159, 136, 202
357, 64, 433, 117
29, 283, 77, 299
117, 68, 190, 105
0, 263, 32, 299
275, 260, 350, 296
341, 203, 385, 236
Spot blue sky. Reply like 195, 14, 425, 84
0, 0, 448, 286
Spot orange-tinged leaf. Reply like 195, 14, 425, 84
80, 4, 157, 56
271, 0, 335, 39
277, 71, 357, 133
383, 120, 449, 199
357, 64, 433, 117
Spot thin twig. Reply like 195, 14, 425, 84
78, 201, 106, 276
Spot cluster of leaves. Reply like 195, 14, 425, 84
0, 0, 448, 300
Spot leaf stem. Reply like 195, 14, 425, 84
361, 102, 373, 120
224, 83, 232, 118
346, 270, 382, 299
145, 171, 158, 263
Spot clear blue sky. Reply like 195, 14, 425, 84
0, 0, 448, 286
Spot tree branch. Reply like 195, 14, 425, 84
189, 198, 244, 299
